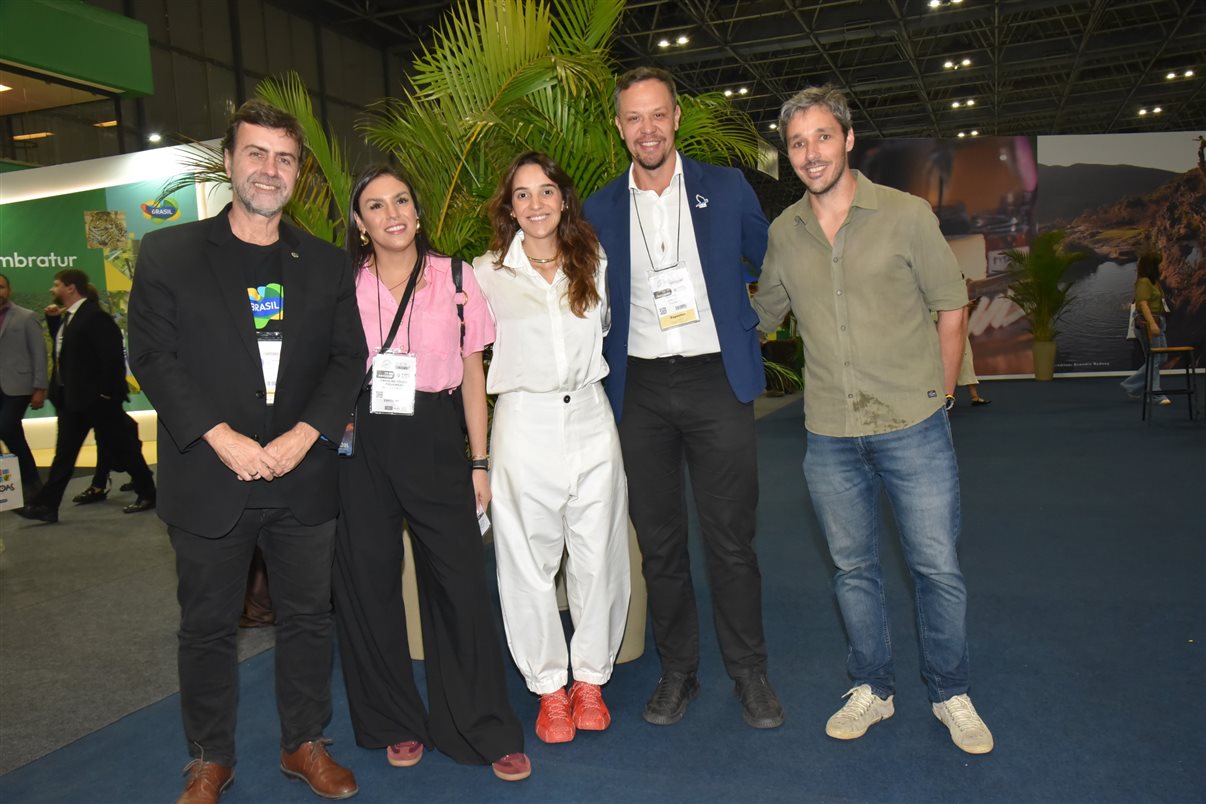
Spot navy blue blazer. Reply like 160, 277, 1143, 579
584, 155, 769, 421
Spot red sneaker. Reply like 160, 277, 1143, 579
534, 689, 575, 743
386, 740, 423, 768
491, 752, 532, 782
570, 681, 611, 731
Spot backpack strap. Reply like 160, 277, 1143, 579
452, 256, 466, 350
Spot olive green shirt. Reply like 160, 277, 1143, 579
1133, 277, 1166, 314
752, 171, 968, 437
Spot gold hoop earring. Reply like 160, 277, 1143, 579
359, 229, 369, 246
415, 219, 422, 231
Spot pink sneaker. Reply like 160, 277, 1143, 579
386, 740, 423, 768
535, 689, 575, 743
491, 752, 531, 782
570, 681, 611, 731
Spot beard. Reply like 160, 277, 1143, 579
233, 173, 290, 218
800, 154, 848, 197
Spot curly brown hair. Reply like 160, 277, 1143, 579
487, 151, 601, 318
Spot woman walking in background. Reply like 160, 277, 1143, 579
473, 152, 631, 745
333, 164, 529, 782
1120, 253, 1171, 406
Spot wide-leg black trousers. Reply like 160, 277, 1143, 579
619, 355, 768, 678
333, 390, 523, 764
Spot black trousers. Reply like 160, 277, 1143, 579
333, 390, 523, 764
170, 508, 337, 767
33, 395, 154, 510
0, 391, 38, 489
620, 355, 767, 678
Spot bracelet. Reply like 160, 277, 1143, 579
471, 454, 489, 460
471, 458, 490, 471
472, 465, 489, 472
944, 394, 956, 411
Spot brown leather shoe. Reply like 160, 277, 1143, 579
176, 759, 233, 804
280, 739, 358, 799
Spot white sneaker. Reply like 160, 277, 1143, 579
933, 694, 994, 754
825, 685, 894, 740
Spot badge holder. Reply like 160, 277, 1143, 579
339, 264, 422, 457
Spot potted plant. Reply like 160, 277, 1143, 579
1004, 230, 1083, 381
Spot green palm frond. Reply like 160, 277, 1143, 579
254, 72, 352, 243
1005, 230, 1084, 341
678, 93, 763, 168
156, 140, 226, 203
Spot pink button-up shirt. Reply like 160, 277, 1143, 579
355, 253, 494, 393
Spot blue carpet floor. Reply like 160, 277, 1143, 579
2, 378, 1203, 803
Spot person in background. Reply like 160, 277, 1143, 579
0, 272, 48, 503
15, 269, 155, 524
955, 281, 990, 407
1120, 253, 1171, 406
474, 151, 631, 745
333, 164, 530, 782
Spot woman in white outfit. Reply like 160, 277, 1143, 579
473, 151, 631, 745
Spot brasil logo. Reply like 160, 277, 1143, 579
248, 284, 284, 329
141, 197, 181, 223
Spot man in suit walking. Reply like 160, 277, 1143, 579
128, 100, 365, 804
0, 272, 48, 501
13, 269, 155, 523
583, 66, 783, 729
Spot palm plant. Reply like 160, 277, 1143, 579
361, 0, 762, 257
1004, 229, 1082, 342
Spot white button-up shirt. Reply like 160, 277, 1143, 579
473, 231, 611, 395
626, 152, 721, 358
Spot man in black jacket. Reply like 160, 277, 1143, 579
13, 269, 155, 523
128, 100, 365, 804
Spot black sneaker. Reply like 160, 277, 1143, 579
643, 671, 700, 726
734, 671, 784, 729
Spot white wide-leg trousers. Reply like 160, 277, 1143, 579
490, 382, 631, 695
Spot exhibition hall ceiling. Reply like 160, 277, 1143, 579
273, 0, 1206, 139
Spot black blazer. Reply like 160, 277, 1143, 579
48, 298, 129, 412
128, 207, 367, 538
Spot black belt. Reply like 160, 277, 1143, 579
629, 353, 721, 367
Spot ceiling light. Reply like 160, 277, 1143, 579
951, 101, 961, 108
769, 123, 778, 130
738, 87, 749, 95
929, 0, 941, 7
1185, 69, 1195, 77
970, 130, 979, 136
1167, 72, 1178, 79
961, 58, 971, 66
957, 131, 966, 138
0, 83, 12, 92
944, 60, 954, 69
676, 35, 689, 45
12, 131, 54, 141
952, 0, 964, 4
1138, 109, 1147, 115
148, 132, 162, 143
658, 39, 670, 48
723, 89, 733, 97
966, 99, 975, 106
93, 120, 118, 128
1153, 106, 1163, 113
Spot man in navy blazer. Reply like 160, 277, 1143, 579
583, 67, 782, 730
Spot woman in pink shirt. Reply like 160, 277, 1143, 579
332, 165, 529, 782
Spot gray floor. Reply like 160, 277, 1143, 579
0, 472, 274, 776
0, 392, 802, 778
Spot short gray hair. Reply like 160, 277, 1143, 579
778, 85, 852, 144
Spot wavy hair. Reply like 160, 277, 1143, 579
346, 164, 431, 276
487, 151, 600, 318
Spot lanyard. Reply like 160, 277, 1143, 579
631, 174, 682, 272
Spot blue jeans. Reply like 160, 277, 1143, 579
803, 408, 969, 702
1121, 316, 1167, 395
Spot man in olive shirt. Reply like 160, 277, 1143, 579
752, 85, 993, 755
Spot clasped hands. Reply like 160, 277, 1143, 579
204, 421, 319, 482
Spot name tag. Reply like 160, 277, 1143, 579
371, 351, 417, 416
256, 331, 283, 405
648, 262, 701, 330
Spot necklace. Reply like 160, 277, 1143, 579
524, 251, 560, 265
374, 265, 412, 292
